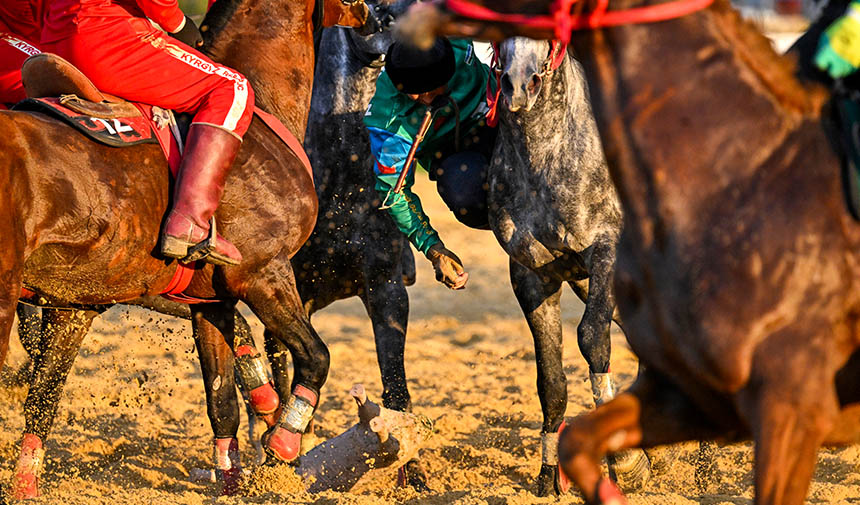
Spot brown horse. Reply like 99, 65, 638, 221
400, 0, 860, 503
2, 0, 370, 497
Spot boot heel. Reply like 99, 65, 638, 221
161, 236, 190, 259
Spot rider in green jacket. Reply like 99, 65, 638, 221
364, 37, 497, 290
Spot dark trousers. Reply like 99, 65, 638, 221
430, 124, 497, 230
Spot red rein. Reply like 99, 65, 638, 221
445, 0, 715, 43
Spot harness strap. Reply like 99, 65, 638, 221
253, 106, 314, 181
445, 0, 714, 43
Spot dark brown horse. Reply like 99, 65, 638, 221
2, 0, 370, 497
400, 0, 860, 503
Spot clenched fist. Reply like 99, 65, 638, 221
426, 243, 469, 290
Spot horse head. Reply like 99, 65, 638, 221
496, 38, 559, 112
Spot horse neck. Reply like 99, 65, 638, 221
202, 0, 316, 140
571, 0, 827, 238
308, 28, 383, 196
313, 29, 383, 117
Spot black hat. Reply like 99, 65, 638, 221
385, 38, 455, 94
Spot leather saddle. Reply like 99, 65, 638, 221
21, 53, 142, 119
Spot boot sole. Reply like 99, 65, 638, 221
161, 236, 240, 266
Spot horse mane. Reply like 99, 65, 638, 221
708, 0, 827, 116
200, 0, 246, 48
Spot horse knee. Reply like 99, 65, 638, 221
577, 321, 611, 373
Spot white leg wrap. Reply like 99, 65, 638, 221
541, 431, 560, 466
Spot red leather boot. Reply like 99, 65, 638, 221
161, 124, 243, 266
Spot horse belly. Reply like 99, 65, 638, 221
22, 209, 172, 304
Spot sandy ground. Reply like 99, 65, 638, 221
2, 176, 859, 505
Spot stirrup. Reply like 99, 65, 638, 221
182, 217, 220, 263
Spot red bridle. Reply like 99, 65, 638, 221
444, 0, 714, 43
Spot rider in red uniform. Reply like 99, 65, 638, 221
41, 0, 254, 266
0, 0, 43, 107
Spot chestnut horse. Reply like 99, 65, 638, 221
400, 0, 860, 504
2, 0, 370, 497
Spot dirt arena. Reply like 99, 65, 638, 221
1, 177, 858, 504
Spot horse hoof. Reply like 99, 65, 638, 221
534, 463, 564, 496
645, 444, 682, 475
396, 459, 430, 492
607, 448, 651, 493
218, 467, 243, 496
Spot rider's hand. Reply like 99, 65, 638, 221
426, 243, 469, 290
816, 2, 860, 79
169, 15, 204, 49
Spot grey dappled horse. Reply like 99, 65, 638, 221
490, 38, 649, 495
291, 1, 427, 488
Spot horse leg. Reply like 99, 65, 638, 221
0, 253, 22, 371
240, 254, 330, 463
737, 335, 839, 505
16, 304, 42, 359
572, 242, 651, 491
558, 367, 731, 504
232, 310, 265, 464
4, 304, 43, 386
509, 259, 567, 496
191, 303, 243, 496
362, 273, 429, 491
14, 308, 97, 500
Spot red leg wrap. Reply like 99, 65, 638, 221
263, 385, 317, 463
12, 433, 44, 500
234, 345, 280, 415
214, 437, 242, 496
557, 421, 571, 494
595, 477, 627, 505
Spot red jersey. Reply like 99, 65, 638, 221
43, 0, 185, 44
0, 0, 45, 43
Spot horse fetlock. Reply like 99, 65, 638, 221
607, 448, 651, 493
534, 463, 562, 497
12, 433, 44, 500
234, 345, 279, 415
589, 372, 615, 407
214, 437, 242, 496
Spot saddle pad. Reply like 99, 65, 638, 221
13, 97, 157, 147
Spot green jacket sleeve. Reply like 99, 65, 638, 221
375, 169, 441, 255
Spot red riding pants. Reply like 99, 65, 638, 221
42, 18, 254, 137
0, 33, 40, 106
